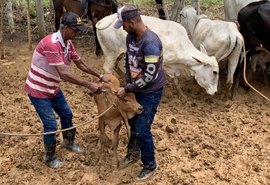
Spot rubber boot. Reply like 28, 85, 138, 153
118, 133, 140, 169
62, 128, 83, 153
44, 143, 62, 169
118, 146, 141, 169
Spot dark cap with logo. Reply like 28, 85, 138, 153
113, 5, 140, 29
61, 12, 88, 33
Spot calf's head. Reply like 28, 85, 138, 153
116, 93, 143, 120
98, 73, 143, 119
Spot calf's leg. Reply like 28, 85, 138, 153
111, 124, 121, 169
98, 119, 106, 165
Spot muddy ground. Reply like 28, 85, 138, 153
0, 3, 270, 185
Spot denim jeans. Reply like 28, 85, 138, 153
29, 90, 73, 145
128, 87, 163, 169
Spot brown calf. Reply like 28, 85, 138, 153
93, 73, 143, 168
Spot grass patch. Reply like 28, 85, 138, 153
201, 0, 223, 5
119, 0, 154, 5
120, 0, 223, 6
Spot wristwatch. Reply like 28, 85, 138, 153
99, 74, 104, 80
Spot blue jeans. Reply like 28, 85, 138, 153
128, 87, 163, 169
29, 90, 73, 145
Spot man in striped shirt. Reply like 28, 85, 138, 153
24, 12, 110, 168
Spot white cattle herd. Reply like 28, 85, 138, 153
96, 14, 219, 95
180, 6, 244, 99
95, 0, 269, 99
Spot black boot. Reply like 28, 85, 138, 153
44, 143, 62, 168
118, 133, 140, 169
62, 129, 83, 153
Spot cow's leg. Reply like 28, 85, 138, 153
224, 83, 232, 101
225, 41, 242, 100
93, 24, 102, 56
231, 63, 242, 100
261, 65, 269, 86
242, 52, 254, 90
173, 75, 186, 99
249, 54, 259, 84
53, 0, 63, 31
112, 124, 121, 169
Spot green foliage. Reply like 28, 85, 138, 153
171, 0, 223, 6
11, 0, 52, 8
121, 0, 223, 6
135, 0, 153, 4
201, 0, 223, 5
11, 0, 52, 17
122, 0, 154, 5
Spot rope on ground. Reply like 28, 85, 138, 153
0, 104, 114, 137
242, 45, 270, 102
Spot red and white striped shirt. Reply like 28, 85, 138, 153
24, 31, 80, 98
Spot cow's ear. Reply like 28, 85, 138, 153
200, 44, 208, 55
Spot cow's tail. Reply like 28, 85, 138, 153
234, 20, 240, 30
96, 14, 117, 30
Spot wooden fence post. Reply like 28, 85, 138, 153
0, 0, 4, 59
26, 0, 32, 51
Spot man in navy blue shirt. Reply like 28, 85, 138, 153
114, 5, 166, 181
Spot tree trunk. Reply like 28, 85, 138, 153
171, 0, 185, 22
170, 0, 200, 21
155, 0, 169, 20
161, 0, 169, 20
5, 0, 15, 38
35, 0, 46, 39
26, 0, 32, 51
192, 0, 200, 15
50, 0, 52, 10
132, 0, 136, 5
0, 0, 4, 59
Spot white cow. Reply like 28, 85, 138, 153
96, 14, 219, 95
223, 0, 269, 21
180, 6, 244, 100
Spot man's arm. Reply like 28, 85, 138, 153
73, 59, 111, 83
124, 53, 132, 84
55, 64, 100, 93
74, 59, 102, 79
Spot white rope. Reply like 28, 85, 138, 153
0, 104, 114, 137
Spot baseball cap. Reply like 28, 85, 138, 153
61, 12, 88, 33
113, 5, 140, 29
